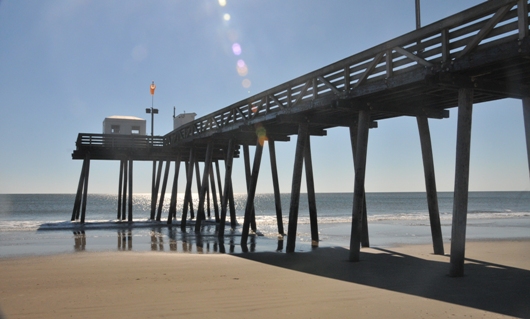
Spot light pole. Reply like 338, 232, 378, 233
146, 81, 159, 220
415, 0, 421, 29
146, 81, 158, 138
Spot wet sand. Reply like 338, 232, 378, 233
0, 240, 528, 318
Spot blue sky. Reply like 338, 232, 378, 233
0, 0, 528, 194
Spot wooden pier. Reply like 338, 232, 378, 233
72, 0, 530, 276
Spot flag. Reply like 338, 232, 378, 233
150, 81, 156, 95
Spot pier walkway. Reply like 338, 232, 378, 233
72, 0, 530, 276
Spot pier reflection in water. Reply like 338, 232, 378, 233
118, 229, 132, 251
73, 231, 86, 251
71, 226, 284, 254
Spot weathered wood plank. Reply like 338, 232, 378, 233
457, 4, 513, 58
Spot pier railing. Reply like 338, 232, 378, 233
75, 133, 166, 149
165, 0, 528, 144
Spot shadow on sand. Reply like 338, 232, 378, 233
235, 246, 530, 318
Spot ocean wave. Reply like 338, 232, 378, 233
1, 211, 529, 232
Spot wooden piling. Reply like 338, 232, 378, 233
219, 139, 235, 236
417, 115, 444, 255
349, 123, 370, 248
71, 156, 88, 221
195, 141, 214, 233
150, 160, 156, 220
150, 160, 163, 220
80, 155, 91, 223
241, 140, 264, 245
185, 160, 195, 220
215, 160, 223, 206
243, 144, 257, 232
449, 88, 473, 277
127, 159, 133, 222
195, 160, 201, 197
167, 157, 181, 224
268, 139, 284, 235
156, 160, 170, 221
304, 134, 319, 246
286, 123, 308, 253
349, 110, 370, 261
523, 97, 530, 181
121, 158, 128, 220
117, 160, 124, 220
181, 149, 195, 230
228, 176, 237, 229
209, 162, 220, 222
206, 186, 211, 219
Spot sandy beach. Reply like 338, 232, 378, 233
0, 240, 528, 318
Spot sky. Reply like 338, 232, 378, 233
0, 0, 528, 195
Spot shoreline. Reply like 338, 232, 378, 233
0, 240, 528, 318
2, 217, 530, 258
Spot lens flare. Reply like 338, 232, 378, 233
242, 78, 251, 88
218, 0, 226, 7
255, 123, 267, 146
232, 43, 241, 56
223, 13, 231, 21
237, 59, 248, 76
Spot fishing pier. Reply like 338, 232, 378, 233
72, 0, 530, 276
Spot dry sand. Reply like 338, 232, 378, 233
0, 240, 529, 318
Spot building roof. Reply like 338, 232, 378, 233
104, 115, 145, 121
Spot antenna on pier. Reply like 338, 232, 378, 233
173, 106, 175, 118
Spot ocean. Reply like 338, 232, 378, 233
0, 192, 529, 257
